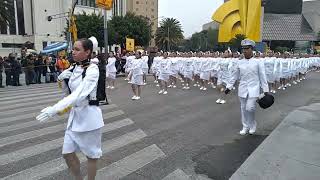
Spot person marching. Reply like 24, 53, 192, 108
225, 39, 269, 135
158, 52, 170, 95
36, 38, 104, 180
106, 52, 117, 89
128, 51, 144, 100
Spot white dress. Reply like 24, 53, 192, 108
129, 58, 144, 85
57, 63, 104, 158
106, 57, 117, 79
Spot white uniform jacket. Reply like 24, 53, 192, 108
227, 58, 269, 98
57, 64, 104, 132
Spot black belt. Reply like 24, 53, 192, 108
89, 100, 99, 106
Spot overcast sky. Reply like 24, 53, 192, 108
159, 0, 313, 38
158, 0, 224, 38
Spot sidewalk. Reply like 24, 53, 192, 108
230, 103, 320, 180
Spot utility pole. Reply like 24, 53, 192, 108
167, 27, 170, 52
104, 10, 108, 54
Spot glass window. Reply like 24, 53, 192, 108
16, 0, 25, 35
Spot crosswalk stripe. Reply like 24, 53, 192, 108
94, 144, 166, 180
0, 85, 58, 93
0, 91, 60, 101
162, 169, 191, 180
0, 124, 65, 148
0, 86, 58, 95
0, 104, 118, 124
0, 118, 134, 166
0, 93, 61, 106
0, 97, 61, 111
1, 129, 147, 180
0, 110, 124, 148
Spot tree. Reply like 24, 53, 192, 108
0, 0, 14, 26
155, 18, 184, 51
75, 12, 104, 47
229, 34, 246, 52
108, 13, 152, 48
181, 28, 219, 52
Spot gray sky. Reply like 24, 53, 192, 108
159, 0, 224, 38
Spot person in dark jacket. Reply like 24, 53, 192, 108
0, 56, 4, 88
34, 55, 44, 84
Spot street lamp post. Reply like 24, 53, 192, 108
167, 26, 170, 52
104, 10, 108, 54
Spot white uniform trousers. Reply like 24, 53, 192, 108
239, 96, 258, 131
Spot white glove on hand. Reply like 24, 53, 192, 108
36, 106, 56, 122
258, 93, 265, 100
58, 70, 72, 81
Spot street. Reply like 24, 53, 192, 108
0, 72, 320, 180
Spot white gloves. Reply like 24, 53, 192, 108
58, 70, 73, 81
36, 106, 56, 122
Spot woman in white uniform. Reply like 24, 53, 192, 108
226, 39, 269, 135
106, 52, 117, 89
36, 38, 104, 180
128, 51, 144, 100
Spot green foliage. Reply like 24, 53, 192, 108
155, 18, 184, 51
108, 13, 152, 47
181, 28, 219, 52
229, 34, 246, 52
75, 11, 104, 46
73, 12, 152, 48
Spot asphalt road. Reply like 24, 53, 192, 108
0, 71, 319, 180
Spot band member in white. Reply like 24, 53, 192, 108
106, 52, 117, 89
226, 39, 269, 135
36, 38, 104, 180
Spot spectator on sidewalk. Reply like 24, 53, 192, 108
34, 55, 44, 84
0, 56, 4, 88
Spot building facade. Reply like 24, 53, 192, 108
126, 0, 158, 46
0, 0, 127, 57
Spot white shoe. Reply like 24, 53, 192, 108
288, 83, 292, 87
212, 85, 216, 89
182, 86, 186, 89
216, 99, 221, 104
158, 90, 164, 94
240, 128, 249, 135
197, 84, 201, 87
135, 96, 141, 100
282, 87, 286, 90
193, 84, 198, 87
154, 80, 158, 83
132, 96, 137, 100
297, 79, 301, 83
203, 87, 207, 91
185, 87, 190, 90
278, 86, 282, 90
156, 84, 160, 87
200, 87, 204, 90
293, 81, 297, 85
110, 86, 115, 89
168, 85, 172, 88
173, 85, 177, 88
143, 83, 147, 85
220, 100, 226, 104
106, 86, 110, 89
163, 91, 168, 95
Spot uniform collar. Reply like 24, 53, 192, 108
75, 59, 90, 67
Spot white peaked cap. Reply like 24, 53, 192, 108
90, 57, 99, 65
89, 36, 99, 50
241, 39, 255, 47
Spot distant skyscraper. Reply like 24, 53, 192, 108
126, 0, 158, 46
264, 0, 302, 14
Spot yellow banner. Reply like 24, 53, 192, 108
96, 0, 113, 10
126, 38, 135, 52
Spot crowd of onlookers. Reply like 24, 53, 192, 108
0, 49, 71, 88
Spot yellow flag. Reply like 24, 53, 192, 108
69, 16, 78, 43
96, 0, 113, 10
126, 38, 135, 52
